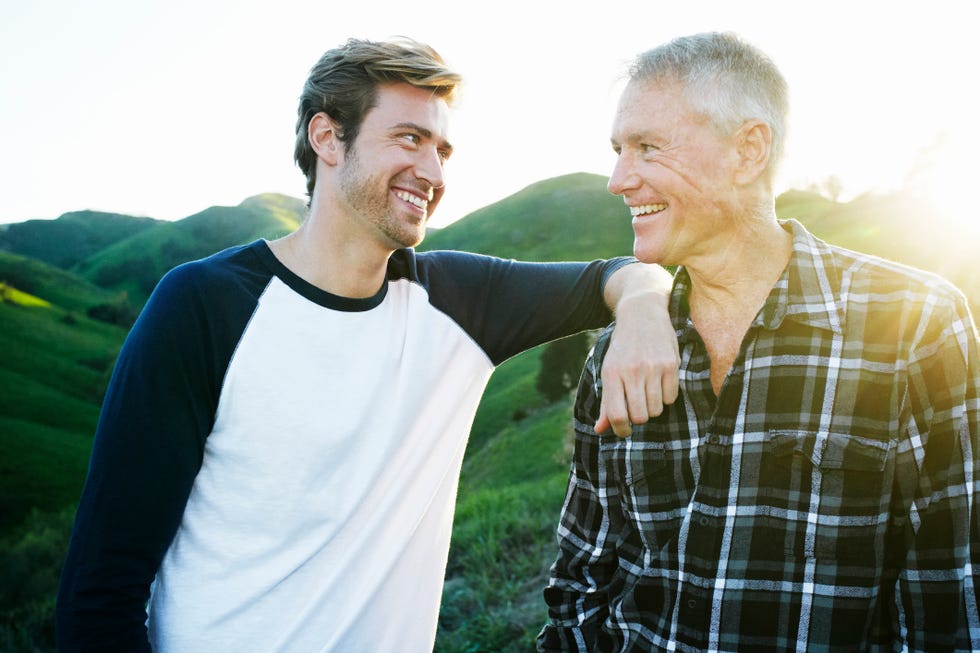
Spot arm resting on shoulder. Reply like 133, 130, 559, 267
599, 262, 679, 437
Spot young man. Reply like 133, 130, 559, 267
540, 32, 980, 652
55, 38, 679, 652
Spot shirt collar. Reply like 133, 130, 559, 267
669, 219, 845, 340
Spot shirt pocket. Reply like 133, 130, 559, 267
759, 429, 892, 565
614, 442, 691, 556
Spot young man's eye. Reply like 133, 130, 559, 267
402, 133, 421, 145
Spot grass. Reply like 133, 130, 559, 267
467, 346, 547, 453
0, 284, 50, 308
437, 350, 578, 652
0, 302, 123, 400
0, 279, 122, 536
0, 506, 76, 653
0, 417, 92, 530
0, 251, 119, 312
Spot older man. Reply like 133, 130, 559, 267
540, 32, 980, 652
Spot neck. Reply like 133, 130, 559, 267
269, 208, 393, 299
686, 216, 792, 323
683, 215, 792, 396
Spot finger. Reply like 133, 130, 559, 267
661, 366, 680, 406
625, 376, 651, 426
599, 376, 633, 438
611, 418, 633, 438
643, 380, 664, 419
594, 409, 610, 435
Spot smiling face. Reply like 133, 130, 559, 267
608, 77, 741, 267
337, 82, 453, 250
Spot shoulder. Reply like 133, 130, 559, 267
811, 238, 975, 353
135, 241, 272, 339
152, 241, 271, 305
830, 244, 969, 327
789, 220, 967, 318
398, 248, 512, 278
790, 220, 962, 304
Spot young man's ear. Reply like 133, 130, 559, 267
733, 119, 772, 185
308, 112, 343, 166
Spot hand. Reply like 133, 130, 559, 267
595, 291, 679, 437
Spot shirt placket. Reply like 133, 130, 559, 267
668, 326, 714, 648
674, 323, 755, 651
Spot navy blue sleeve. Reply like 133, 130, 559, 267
55, 247, 267, 652
402, 251, 633, 365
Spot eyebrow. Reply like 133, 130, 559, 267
392, 122, 454, 154
611, 129, 664, 150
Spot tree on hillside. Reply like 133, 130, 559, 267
535, 331, 595, 402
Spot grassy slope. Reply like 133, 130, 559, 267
421, 172, 634, 262
428, 176, 633, 651
74, 194, 304, 304
0, 251, 122, 312
0, 293, 124, 530
0, 211, 163, 270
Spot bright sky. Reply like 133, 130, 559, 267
1, 0, 976, 229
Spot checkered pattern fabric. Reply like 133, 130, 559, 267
539, 220, 980, 653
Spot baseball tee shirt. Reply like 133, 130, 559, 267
56, 240, 630, 652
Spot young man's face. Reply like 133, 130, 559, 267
338, 82, 453, 250
607, 77, 739, 267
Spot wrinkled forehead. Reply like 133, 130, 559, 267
611, 77, 694, 136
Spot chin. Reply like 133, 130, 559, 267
633, 241, 665, 265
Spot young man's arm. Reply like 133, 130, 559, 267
599, 262, 679, 437
55, 264, 227, 652
413, 253, 678, 432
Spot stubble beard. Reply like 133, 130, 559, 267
339, 145, 426, 250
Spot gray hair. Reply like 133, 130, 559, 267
629, 32, 789, 175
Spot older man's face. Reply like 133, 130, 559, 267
607, 77, 740, 268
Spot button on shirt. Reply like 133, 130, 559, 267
539, 220, 980, 653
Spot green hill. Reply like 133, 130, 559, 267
0, 210, 163, 270
74, 194, 305, 304
0, 253, 129, 531
0, 251, 122, 313
421, 172, 633, 262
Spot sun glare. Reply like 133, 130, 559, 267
909, 132, 980, 238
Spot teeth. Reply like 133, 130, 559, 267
629, 203, 667, 217
395, 190, 428, 209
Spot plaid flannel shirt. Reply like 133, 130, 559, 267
539, 220, 980, 653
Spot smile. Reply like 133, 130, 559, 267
629, 203, 667, 218
395, 190, 429, 210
